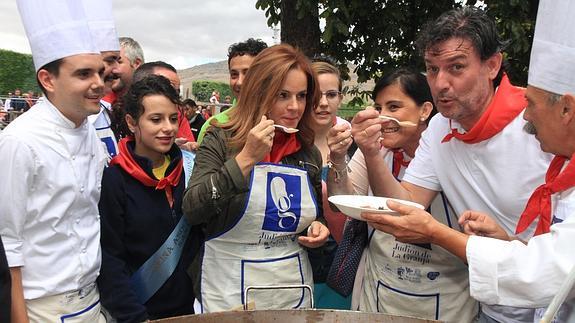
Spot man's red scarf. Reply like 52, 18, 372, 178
516, 153, 575, 236
110, 137, 183, 207
262, 132, 301, 163
442, 75, 526, 144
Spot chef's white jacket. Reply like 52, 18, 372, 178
0, 98, 107, 299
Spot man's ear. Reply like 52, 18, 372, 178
486, 52, 503, 81
561, 94, 575, 125
133, 58, 143, 70
37, 69, 56, 94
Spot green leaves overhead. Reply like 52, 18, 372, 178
256, 0, 538, 88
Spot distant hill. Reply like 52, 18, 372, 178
178, 60, 228, 99
179, 60, 229, 85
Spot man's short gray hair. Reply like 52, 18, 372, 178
119, 37, 145, 66
547, 91, 562, 105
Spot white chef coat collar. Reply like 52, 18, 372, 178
42, 97, 87, 129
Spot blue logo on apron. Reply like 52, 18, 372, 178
262, 172, 301, 232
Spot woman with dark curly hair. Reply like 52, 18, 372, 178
97, 74, 200, 322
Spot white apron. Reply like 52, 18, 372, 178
358, 153, 479, 322
200, 163, 318, 312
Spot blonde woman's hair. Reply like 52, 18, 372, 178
220, 44, 320, 151
311, 61, 342, 91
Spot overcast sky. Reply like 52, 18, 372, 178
0, 0, 277, 69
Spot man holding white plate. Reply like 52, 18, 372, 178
348, 6, 553, 323
363, 1, 575, 321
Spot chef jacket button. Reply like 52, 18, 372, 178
82, 249, 87, 254
71, 155, 76, 160
76, 219, 80, 224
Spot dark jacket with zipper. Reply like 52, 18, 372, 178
97, 142, 201, 322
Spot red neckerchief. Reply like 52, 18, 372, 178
102, 92, 117, 105
392, 149, 410, 179
262, 132, 301, 163
441, 75, 526, 144
110, 137, 183, 208
516, 153, 575, 236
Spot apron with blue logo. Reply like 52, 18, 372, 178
200, 163, 318, 312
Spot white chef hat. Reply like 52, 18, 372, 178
17, 0, 99, 72
528, 0, 575, 95
81, 0, 120, 52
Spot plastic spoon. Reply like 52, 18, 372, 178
379, 115, 417, 127
273, 125, 299, 133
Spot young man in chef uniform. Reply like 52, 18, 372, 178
0, 0, 109, 321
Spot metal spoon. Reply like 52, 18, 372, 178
379, 115, 418, 127
273, 125, 299, 133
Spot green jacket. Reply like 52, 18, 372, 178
196, 107, 233, 144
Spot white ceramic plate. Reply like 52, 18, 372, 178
327, 195, 424, 221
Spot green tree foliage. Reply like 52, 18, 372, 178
0, 49, 39, 96
256, 0, 538, 108
192, 80, 232, 102
484, 0, 539, 86
256, 0, 321, 57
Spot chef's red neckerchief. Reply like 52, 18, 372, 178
392, 149, 410, 179
516, 153, 575, 236
262, 131, 301, 163
111, 137, 183, 208
441, 74, 526, 144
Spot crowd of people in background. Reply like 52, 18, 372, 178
0, 89, 40, 127
0, 89, 39, 112
2, 0, 575, 322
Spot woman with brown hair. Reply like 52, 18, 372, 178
183, 44, 330, 313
